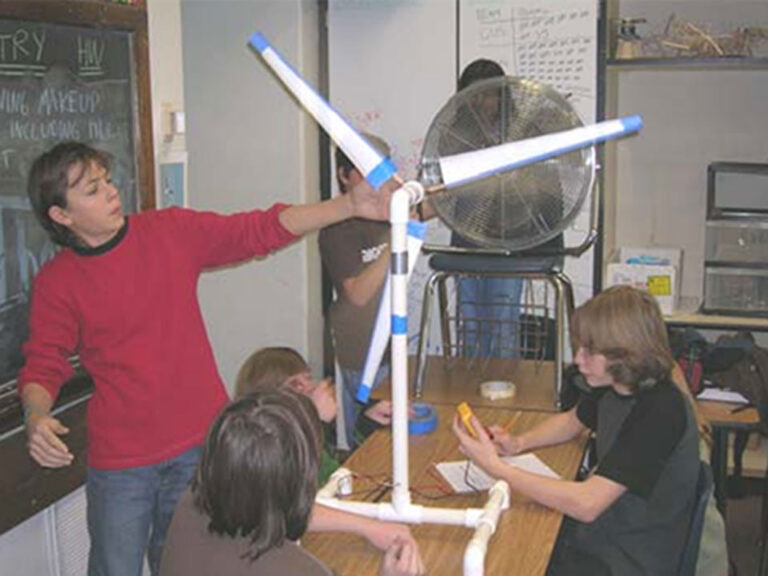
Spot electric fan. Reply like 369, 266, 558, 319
249, 31, 641, 576
420, 76, 595, 252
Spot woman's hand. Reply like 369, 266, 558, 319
348, 176, 403, 222
26, 412, 73, 468
452, 414, 504, 478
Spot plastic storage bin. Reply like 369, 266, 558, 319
704, 267, 768, 316
705, 220, 768, 264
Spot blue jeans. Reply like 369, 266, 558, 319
340, 365, 389, 449
458, 277, 523, 358
86, 445, 201, 576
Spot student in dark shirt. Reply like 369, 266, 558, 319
160, 389, 424, 576
453, 285, 701, 576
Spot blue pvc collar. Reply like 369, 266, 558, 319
356, 382, 371, 404
366, 158, 398, 190
409, 403, 438, 435
391, 315, 407, 335
407, 219, 428, 240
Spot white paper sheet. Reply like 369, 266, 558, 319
697, 388, 750, 405
435, 453, 560, 493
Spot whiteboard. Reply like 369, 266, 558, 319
459, 0, 599, 305
328, 0, 599, 359
328, 0, 457, 354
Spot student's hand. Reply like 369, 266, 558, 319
365, 401, 393, 425
452, 414, 504, 478
487, 425, 524, 456
310, 378, 337, 423
362, 519, 415, 552
379, 537, 426, 576
26, 412, 74, 468
348, 177, 399, 222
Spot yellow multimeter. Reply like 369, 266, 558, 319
457, 402, 478, 438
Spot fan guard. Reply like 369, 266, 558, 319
420, 76, 596, 252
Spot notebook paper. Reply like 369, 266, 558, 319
435, 453, 560, 493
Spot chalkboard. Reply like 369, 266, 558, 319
0, 2, 154, 386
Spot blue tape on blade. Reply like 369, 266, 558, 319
356, 382, 371, 404
391, 315, 407, 335
249, 32, 269, 53
366, 158, 398, 190
621, 114, 643, 133
407, 220, 428, 240
409, 403, 438, 435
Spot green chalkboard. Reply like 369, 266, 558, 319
0, 1, 154, 386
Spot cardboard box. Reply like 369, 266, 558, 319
605, 263, 678, 314
618, 247, 682, 271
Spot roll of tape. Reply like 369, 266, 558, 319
408, 402, 438, 435
480, 380, 516, 401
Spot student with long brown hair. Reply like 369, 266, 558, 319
160, 389, 424, 576
454, 285, 702, 576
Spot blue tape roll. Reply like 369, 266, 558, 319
408, 403, 438, 435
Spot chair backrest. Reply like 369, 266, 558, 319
678, 460, 714, 576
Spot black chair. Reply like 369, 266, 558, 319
412, 251, 575, 407
678, 461, 715, 576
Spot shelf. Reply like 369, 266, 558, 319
607, 56, 768, 70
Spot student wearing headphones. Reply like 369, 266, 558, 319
454, 285, 701, 576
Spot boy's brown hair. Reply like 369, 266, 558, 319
571, 285, 674, 391
235, 347, 309, 400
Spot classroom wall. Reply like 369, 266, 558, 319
604, 0, 768, 307
180, 0, 323, 391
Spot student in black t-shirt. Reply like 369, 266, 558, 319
453, 285, 702, 576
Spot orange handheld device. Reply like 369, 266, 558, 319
457, 402, 478, 438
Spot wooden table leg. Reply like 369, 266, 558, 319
710, 425, 729, 515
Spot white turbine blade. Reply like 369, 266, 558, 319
249, 32, 397, 189
439, 116, 642, 189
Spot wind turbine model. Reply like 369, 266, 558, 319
249, 32, 642, 576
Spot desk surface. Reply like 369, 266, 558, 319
698, 400, 760, 429
303, 405, 587, 576
665, 311, 768, 332
378, 357, 557, 412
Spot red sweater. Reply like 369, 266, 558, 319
19, 205, 297, 469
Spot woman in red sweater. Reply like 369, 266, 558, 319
19, 141, 401, 576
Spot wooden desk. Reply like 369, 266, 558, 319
698, 400, 761, 512
377, 357, 557, 412
665, 311, 768, 332
303, 405, 587, 576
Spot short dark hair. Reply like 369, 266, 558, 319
335, 133, 390, 193
27, 141, 111, 247
192, 389, 322, 561
234, 347, 308, 400
458, 59, 505, 91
